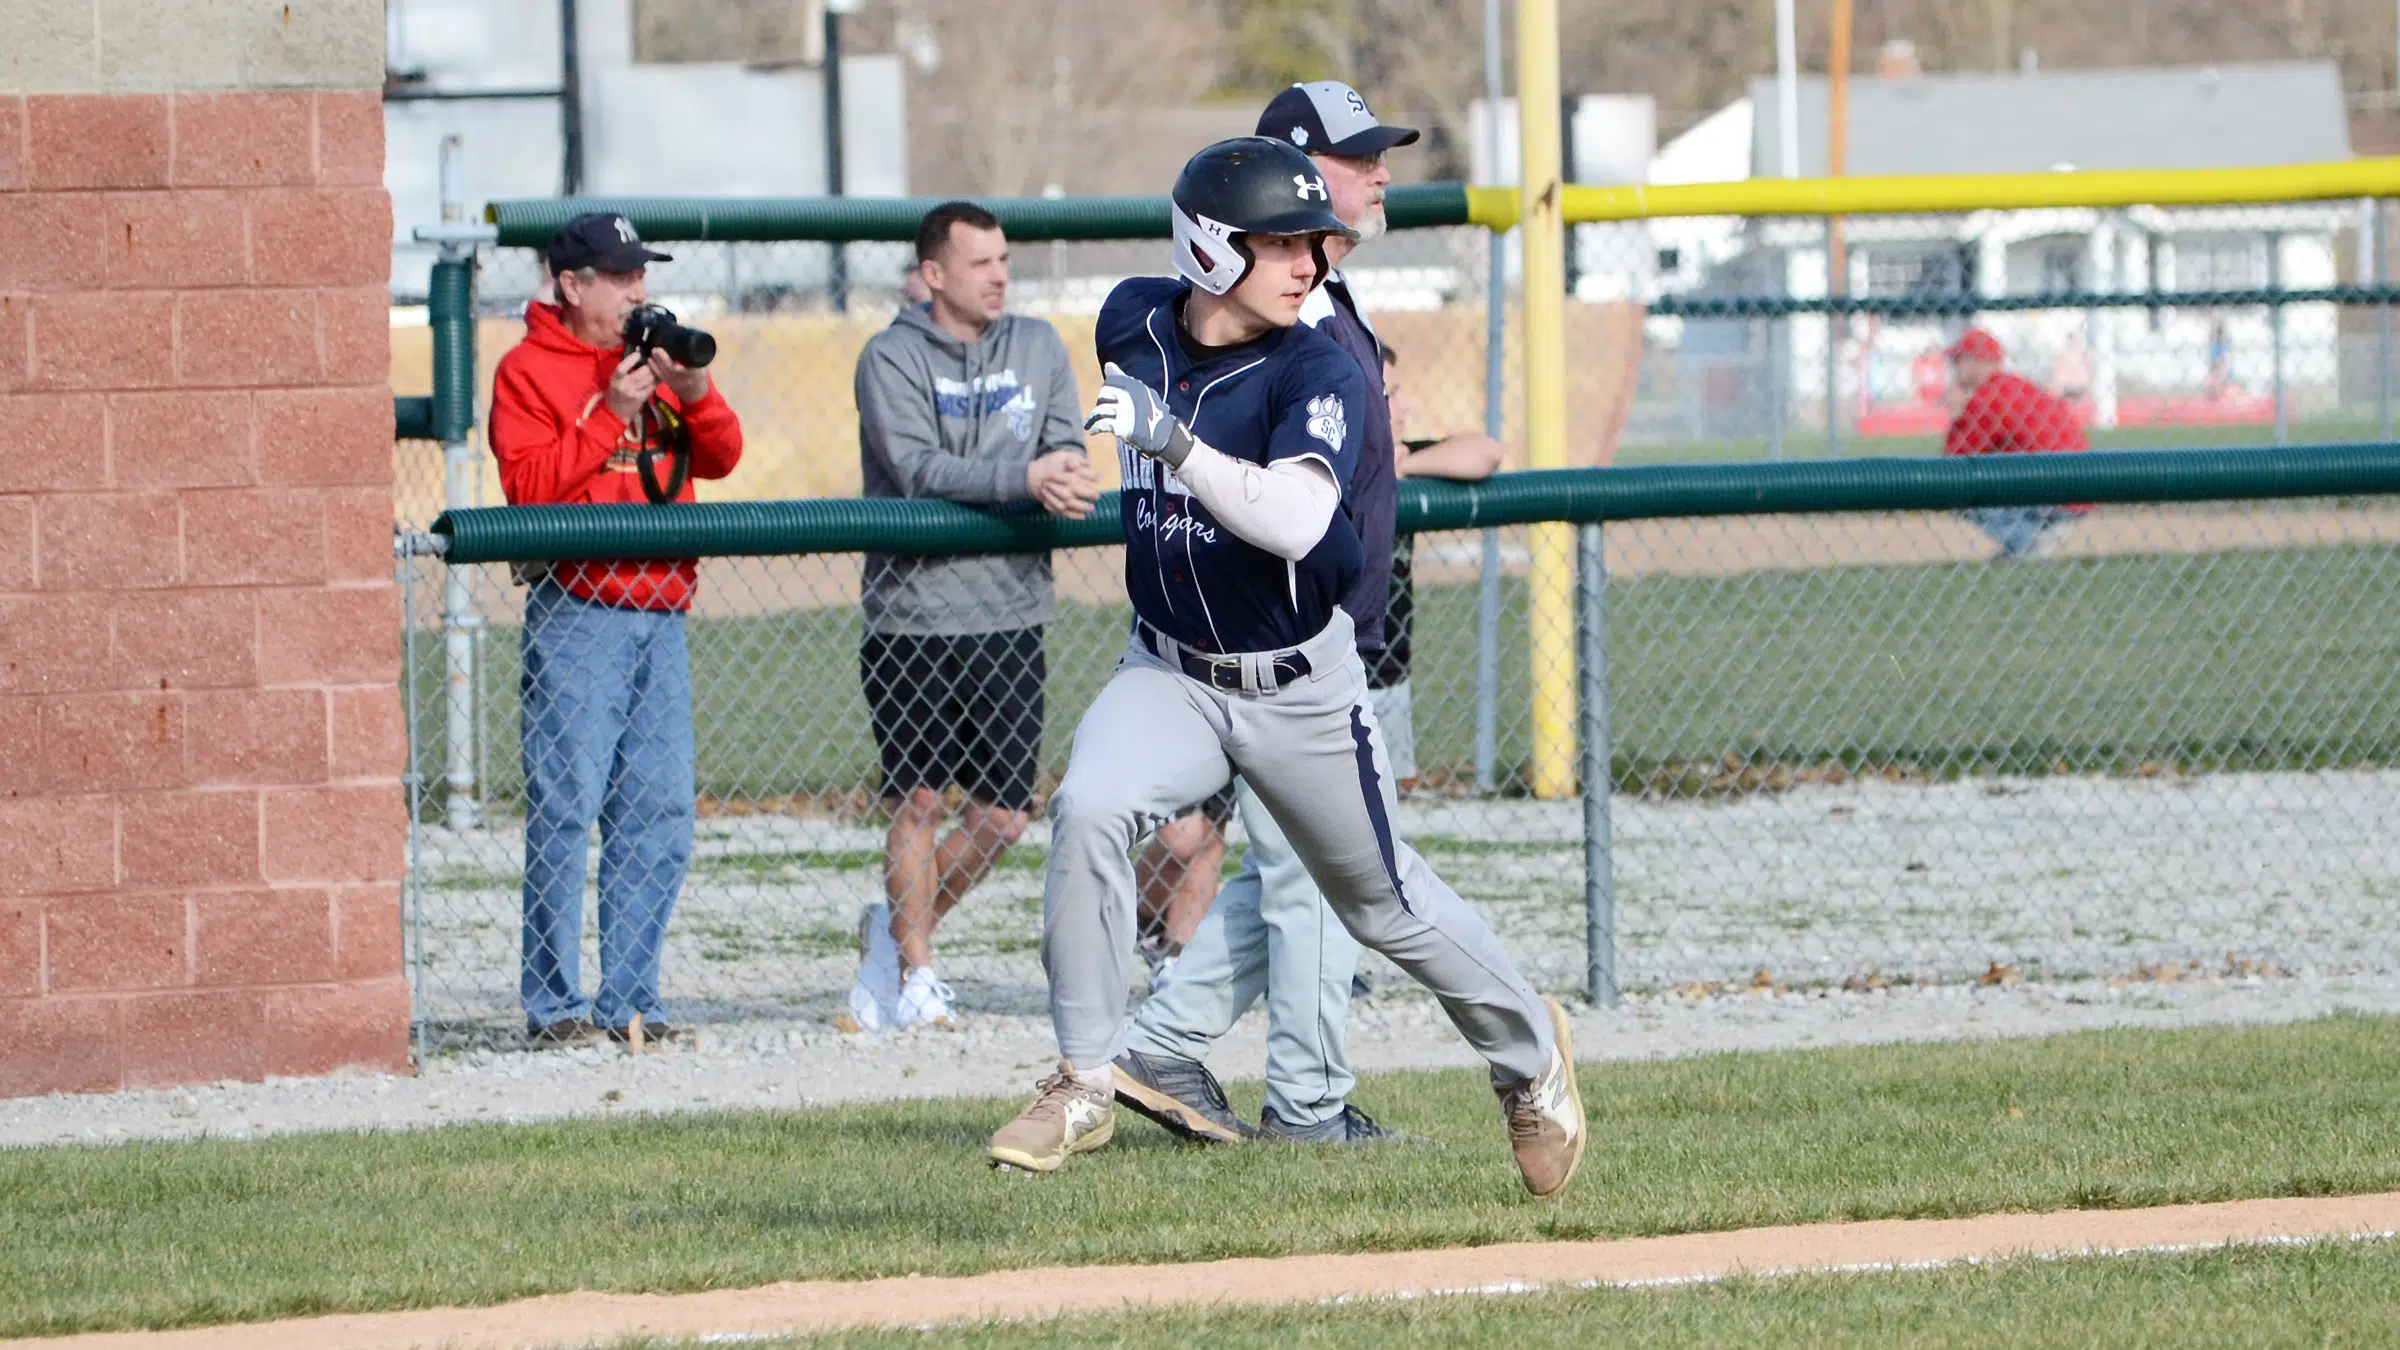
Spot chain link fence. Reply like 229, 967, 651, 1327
400, 490, 2400, 1045
393, 192, 2400, 1049
1605, 202, 2400, 458
395, 202, 2400, 524
401, 531, 1544, 1043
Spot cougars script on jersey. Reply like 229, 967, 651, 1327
1096, 276, 1369, 654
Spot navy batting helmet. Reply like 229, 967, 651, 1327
1170, 136, 1358, 296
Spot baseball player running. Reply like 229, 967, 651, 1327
1118, 79, 1423, 1148
985, 137, 1585, 1198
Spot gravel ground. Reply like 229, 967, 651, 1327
7, 970, 2400, 1151
405, 769, 2400, 1035
14, 767, 2385, 1152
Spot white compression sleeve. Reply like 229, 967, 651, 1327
1171, 439, 1341, 562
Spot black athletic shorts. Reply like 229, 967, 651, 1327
860, 626, 1045, 812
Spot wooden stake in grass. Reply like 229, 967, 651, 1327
627, 1014, 646, 1055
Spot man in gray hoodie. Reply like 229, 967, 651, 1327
845, 201, 1100, 1032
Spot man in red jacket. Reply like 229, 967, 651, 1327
489, 213, 744, 1050
1943, 327, 2090, 559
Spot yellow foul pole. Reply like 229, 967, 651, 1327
1516, 0, 1574, 798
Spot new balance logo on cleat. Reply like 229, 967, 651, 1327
1063, 1095, 1107, 1136
1498, 997, 1586, 1198
987, 1062, 1116, 1172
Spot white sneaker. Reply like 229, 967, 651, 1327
896, 965, 958, 1029
833, 903, 901, 1033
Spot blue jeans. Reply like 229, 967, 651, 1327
519, 583, 695, 1032
1962, 505, 2073, 557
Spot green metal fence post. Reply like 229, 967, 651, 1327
430, 178, 482, 832
1475, 0, 1506, 795
2376, 200, 2393, 442
2268, 229, 2287, 446
1578, 521, 1616, 1006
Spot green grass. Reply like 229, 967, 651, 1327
7, 1018, 2400, 1337
412, 539, 2400, 808
620, 1239, 2400, 1348
1602, 540, 2400, 782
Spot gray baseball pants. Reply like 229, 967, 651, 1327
1041, 610, 1552, 1087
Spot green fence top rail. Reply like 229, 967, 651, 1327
1652, 285, 2400, 319
430, 443, 2400, 564
486, 183, 1473, 247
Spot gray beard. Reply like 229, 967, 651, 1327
1351, 206, 1387, 245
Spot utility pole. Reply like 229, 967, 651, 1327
560, 0, 584, 195
823, 0, 849, 311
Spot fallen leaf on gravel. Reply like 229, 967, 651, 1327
2115, 962, 2192, 985
1978, 962, 2021, 986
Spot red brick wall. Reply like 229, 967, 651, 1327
0, 90, 407, 1096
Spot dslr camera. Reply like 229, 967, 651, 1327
620, 304, 717, 369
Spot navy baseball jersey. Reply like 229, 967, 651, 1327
1096, 276, 1367, 654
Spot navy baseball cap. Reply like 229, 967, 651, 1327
1258, 81, 1420, 158
545, 212, 673, 275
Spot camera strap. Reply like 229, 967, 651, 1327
634, 398, 692, 504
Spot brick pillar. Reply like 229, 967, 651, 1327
0, 5, 405, 1096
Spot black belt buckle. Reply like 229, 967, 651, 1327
1145, 621, 1310, 693
1199, 656, 1242, 691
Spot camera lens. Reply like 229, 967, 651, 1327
661, 325, 716, 369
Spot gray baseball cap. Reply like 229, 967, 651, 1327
1257, 81, 1420, 157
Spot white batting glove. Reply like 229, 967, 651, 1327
1084, 361, 1195, 467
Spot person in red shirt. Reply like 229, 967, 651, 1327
1942, 327, 2090, 559
488, 213, 744, 1051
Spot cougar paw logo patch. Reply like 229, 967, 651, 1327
1305, 393, 1347, 452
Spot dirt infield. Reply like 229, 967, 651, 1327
18, 1191, 2399, 1349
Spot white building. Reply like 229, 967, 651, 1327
384, 0, 907, 306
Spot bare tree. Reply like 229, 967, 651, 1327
1350, 0, 1494, 180
890, 0, 2400, 196
898, 0, 1223, 196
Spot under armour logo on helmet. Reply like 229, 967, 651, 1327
613, 216, 639, 244
1295, 174, 1329, 201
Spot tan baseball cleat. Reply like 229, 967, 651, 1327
1497, 996, 1586, 1198
987, 1061, 1116, 1172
